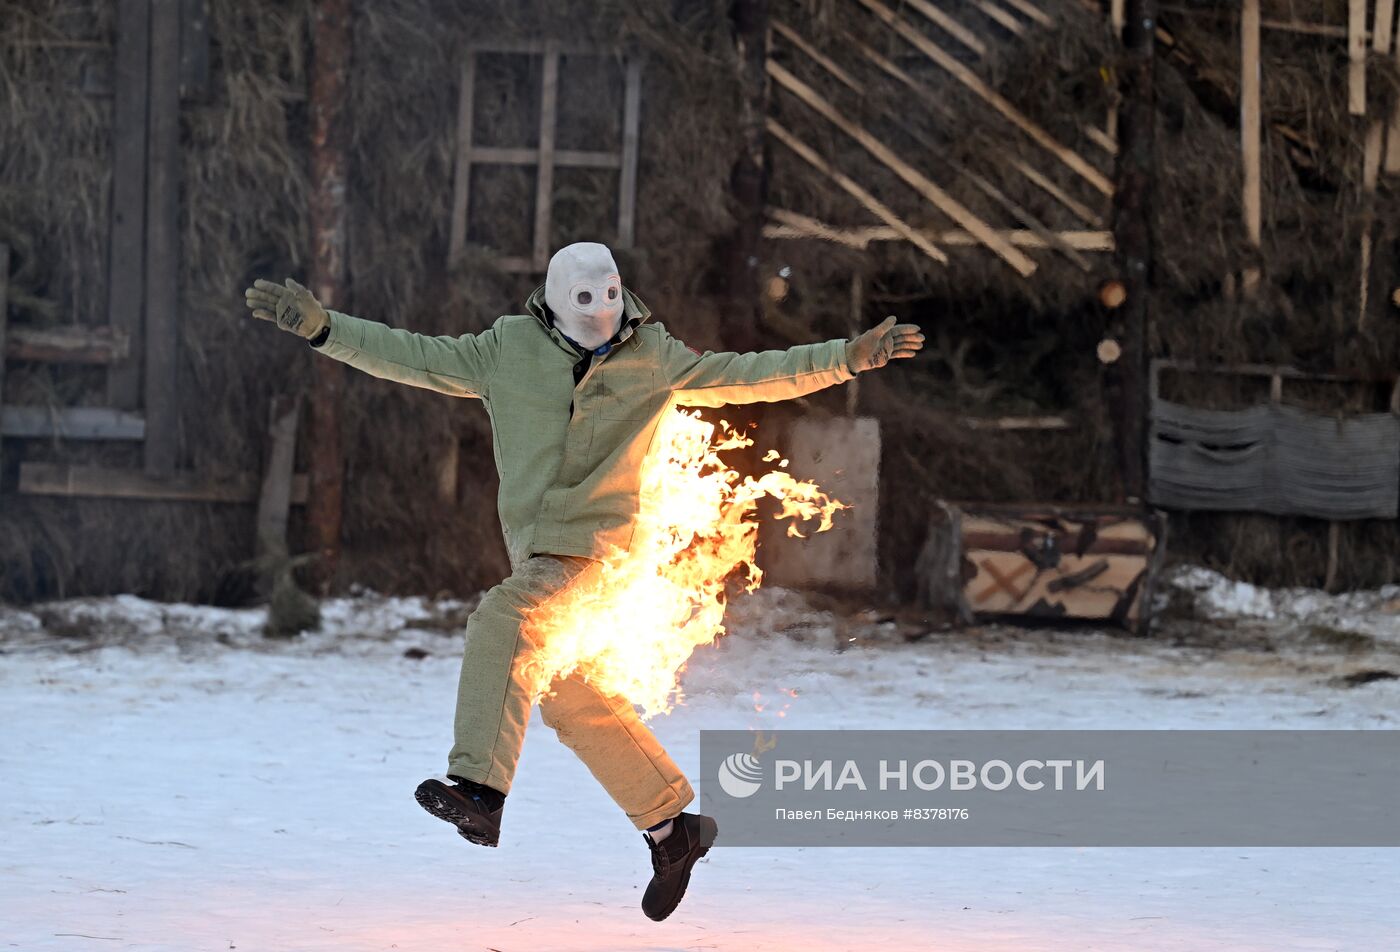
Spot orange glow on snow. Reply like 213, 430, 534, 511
518, 408, 846, 716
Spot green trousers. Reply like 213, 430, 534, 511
446, 554, 695, 830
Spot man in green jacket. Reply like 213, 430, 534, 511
244, 241, 923, 920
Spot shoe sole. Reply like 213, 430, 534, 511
646, 815, 719, 922
414, 780, 499, 848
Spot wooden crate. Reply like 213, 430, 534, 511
918, 502, 1167, 632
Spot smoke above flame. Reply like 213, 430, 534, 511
517, 408, 846, 717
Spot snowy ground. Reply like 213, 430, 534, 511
2, 568, 1398, 952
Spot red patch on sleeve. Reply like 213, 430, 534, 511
686, 344, 702, 356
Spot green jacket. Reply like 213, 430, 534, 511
313, 287, 854, 567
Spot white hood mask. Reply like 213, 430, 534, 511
544, 242, 624, 349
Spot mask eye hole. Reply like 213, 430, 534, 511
606, 286, 619, 302
576, 290, 593, 306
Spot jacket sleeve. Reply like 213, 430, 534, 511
656, 323, 855, 408
310, 310, 502, 399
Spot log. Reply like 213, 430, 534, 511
768, 61, 1037, 276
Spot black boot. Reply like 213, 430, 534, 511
414, 776, 505, 848
641, 813, 718, 921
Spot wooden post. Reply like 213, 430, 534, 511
1349, 0, 1367, 116
617, 56, 641, 248
846, 273, 861, 417
448, 50, 476, 265
142, 0, 180, 477
107, 0, 149, 410
256, 393, 301, 562
0, 243, 8, 479
1110, 0, 1156, 502
532, 40, 560, 269
306, 0, 351, 589
1360, 120, 1384, 328
1325, 521, 1341, 592
722, 0, 769, 352
1241, 0, 1262, 295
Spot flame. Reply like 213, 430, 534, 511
517, 408, 847, 717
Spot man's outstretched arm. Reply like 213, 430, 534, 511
660, 316, 924, 409
244, 278, 500, 399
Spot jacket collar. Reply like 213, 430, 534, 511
525, 285, 652, 350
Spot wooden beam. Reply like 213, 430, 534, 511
999, 0, 1053, 28
1, 406, 146, 440
1349, 0, 1367, 116
847, 33, 1107, 237
448, 50, 476, 264
773, 20, 862, 91
143, 0, 180, 476
1242, 0, 1262, 249
1376, 0, 1397, 54
969, 0, 1024, 36
6, 326, 130, 363
960, 415, 1072, 430
956, 163, 1092, 270
856, 0, 1113, 196
901, 0, 987, 57
106, 0, 149, 409
1010, 159, 1104, 226
766, 122, 949, 265
468, 146, 622, 168
618, 56, 642, 248
776, 23, 1080, 267
1084, 124, 1119, 155
768, 61, 1037, 275
764, 210, 1114, 250
532, 40, 560, 270
19, 461, 309, 504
